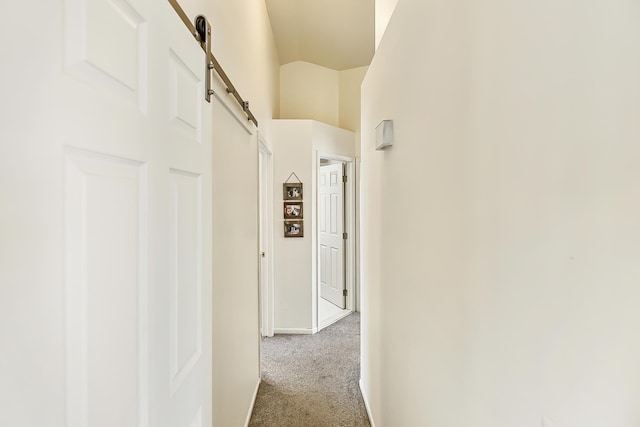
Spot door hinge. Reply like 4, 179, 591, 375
343, 289, 348, 297
342, 175, 347, 183
343, 232, 347, 240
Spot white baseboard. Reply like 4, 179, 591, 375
359, 379, 376, 427
243, 377, 261, 427
319, 309, 351, 331
273, 328, 314, 335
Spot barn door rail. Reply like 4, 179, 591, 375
168, 0, 258, 127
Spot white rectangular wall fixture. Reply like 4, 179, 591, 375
375, 120, 393, 150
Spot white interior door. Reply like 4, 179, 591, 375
0, 1, 211, 426
319, 163, 346, 308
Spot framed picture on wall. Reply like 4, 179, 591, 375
284, 220, 304, 238
283, 183, 303, 200
283, 202, 303, 219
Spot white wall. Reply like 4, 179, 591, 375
280, 62, 367, 140
361, 0, 640, 426
272, 120, 354, 332
278, 62, 366, 325
174, 1, 280, 425
312, 121, 357, 157
273, 121, 314, 331
280, 62, 340, 127
339, 66, 368, 134
374, 0, 399, 50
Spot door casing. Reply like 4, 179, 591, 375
258, 139, 274, 338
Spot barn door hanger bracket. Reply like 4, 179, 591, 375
167, 0, 257, 124
194, 15, 212, 102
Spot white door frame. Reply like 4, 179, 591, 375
258, 139, 274, 337
314, 152, 356, 332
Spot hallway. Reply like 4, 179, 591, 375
249, 313, 370, 427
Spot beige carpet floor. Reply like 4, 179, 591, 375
249, 312, 371, 427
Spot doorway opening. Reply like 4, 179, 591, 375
316, 155, 356, 331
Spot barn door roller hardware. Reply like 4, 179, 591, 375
194, 15, 212, 103
168, 0, 258, 127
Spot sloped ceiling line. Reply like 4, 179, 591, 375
265, 0, 374, 71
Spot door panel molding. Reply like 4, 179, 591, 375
64, 148, 149, 427
65, 0, 149, 111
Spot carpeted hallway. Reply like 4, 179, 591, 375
249, 313, 371, 427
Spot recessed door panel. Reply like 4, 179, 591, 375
330, 171, 338, 185
320, 244, 328, 287
330, 247, 339, 293
330, 193, 339, 235
65, 150, 148, 427
66, 0, 148, 110
169, 50, 202, 143
169, 169, 203, 393
320, 194, 327, 233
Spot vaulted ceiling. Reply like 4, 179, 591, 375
265, 0, 375, 71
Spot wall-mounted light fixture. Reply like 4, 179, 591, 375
375, 120, 393, 150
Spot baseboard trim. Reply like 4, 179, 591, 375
274, 328, 314, 335
359, 379, 376, 427
243, 377, 261, 427
319, 309, 351, 331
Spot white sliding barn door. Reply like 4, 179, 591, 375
0, 1, 212, 426
319, 163, 346, 309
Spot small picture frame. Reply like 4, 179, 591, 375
284, 220, 304, 238
283, 183, 303, 200
283, 202, 303, 219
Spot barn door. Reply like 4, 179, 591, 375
0, 1, 212, 426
